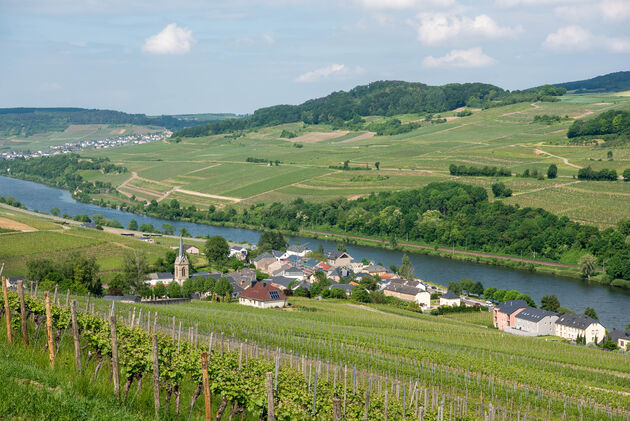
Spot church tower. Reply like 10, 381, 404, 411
174, 236, 189, 284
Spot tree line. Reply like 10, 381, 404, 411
567, 110, 630, 143
108, 182, 630, 285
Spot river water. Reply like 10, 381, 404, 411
1, 175, 629, 330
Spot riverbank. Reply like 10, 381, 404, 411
0, 192, 613, 286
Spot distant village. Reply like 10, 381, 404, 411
135, 238, 630, 351
0, 130, 171, 161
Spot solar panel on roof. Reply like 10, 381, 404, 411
269, 291, 280, 299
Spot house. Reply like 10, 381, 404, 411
266, 275, 295, 290
363, 264, 388, 276
238, 281, 287, 308
513, 307, 559, 336
145, 272, 174, 287
229, 245, 249, 261
440, 292, 461, 307
555, 314, 606, 344
170, 244, 200, 255
272, 250, 287, 261
269, 261, 291, 276
252, 252, 276, 273
327, 283, 355, 296
493, 300, 527, 330
291, 280, 311, 291
328, 267, 352, 282
286, 244, 309, 257
605, 329, 630, 350
274, 265, 303, 280
383, 284, 431, 308
325, 250, 353, 267
227, 268, 256, 289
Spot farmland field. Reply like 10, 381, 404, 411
0, 206, 203, 278
76, 94, 630, 228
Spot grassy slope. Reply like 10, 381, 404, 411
0, 206, 207, 279
77, 94, 630, 228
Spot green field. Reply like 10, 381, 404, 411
0, 207, 206, 278
72, 94, 630, 228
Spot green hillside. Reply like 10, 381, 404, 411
553, 71, 630, 93
0, 108, 239, 137
175, 80, 564, 137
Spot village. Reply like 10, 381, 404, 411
136, 237, 629, 351
0, 130, 170, 161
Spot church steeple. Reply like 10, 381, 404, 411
174, 235, 189, 284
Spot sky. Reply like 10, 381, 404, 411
1, 0, 629, 115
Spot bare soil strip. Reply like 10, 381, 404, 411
339, 132, 376, 143
173, 188, 242, 202
288, 131, 349, 143
0, 217, 36, 232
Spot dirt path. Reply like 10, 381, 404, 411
532, 147, 583, 169
300, 229, 601, 271
174, 188, 242, 203
339, 132, 376, 143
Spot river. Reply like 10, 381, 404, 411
1, 175, 629, 330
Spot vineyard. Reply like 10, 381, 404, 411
2, 278, 630, 420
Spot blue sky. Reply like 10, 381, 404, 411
1, 0, 629, 114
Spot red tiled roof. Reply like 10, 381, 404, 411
316, 262, 332, 270
238, 282, 286, 301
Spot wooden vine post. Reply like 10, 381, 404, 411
2, 275, 12, 345
201, 352, 212, 421
266, 372, 275, 421
18, 280, 28, 346
110, 315, 120, 398
71, 300, 81, 372
44, 291, 54, 369
333, 397, 342, 421
152, 334, 160, 420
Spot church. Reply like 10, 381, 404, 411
145, 236, 189, 287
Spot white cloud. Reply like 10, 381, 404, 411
543, 25, 629, 53
543, 25, 592, 50
142, 23, 195, 55
605, 37, 630, 53
600, 0, 630, 21
422, 47, 496, 67
295, 64, 364, 83
416, 13, 521, 45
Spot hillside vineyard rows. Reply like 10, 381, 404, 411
3, 279, 628, 420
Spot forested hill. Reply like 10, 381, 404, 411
0, 107, 226, 137
553, 71, 630, 93
175, 80, 564, 138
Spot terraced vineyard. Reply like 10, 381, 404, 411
24, 291, 627, 421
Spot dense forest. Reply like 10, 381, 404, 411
567, 110, 630, 142
0, 154, 126, 201
175, 81, 564, 137
0, 107, 209, 136
553, 71, 630, 93
113, 182, 630, 285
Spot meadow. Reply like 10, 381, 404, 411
72, 93, 630, 228
0, 206, 205, 279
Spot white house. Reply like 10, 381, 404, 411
229, 245, 249, 261
513, 307, 559, 336
170, 244, 200, 255
238, 282, 287, 309
286, 244, 309, 257
555, 313, 606, 344
439, 292, 461, 307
